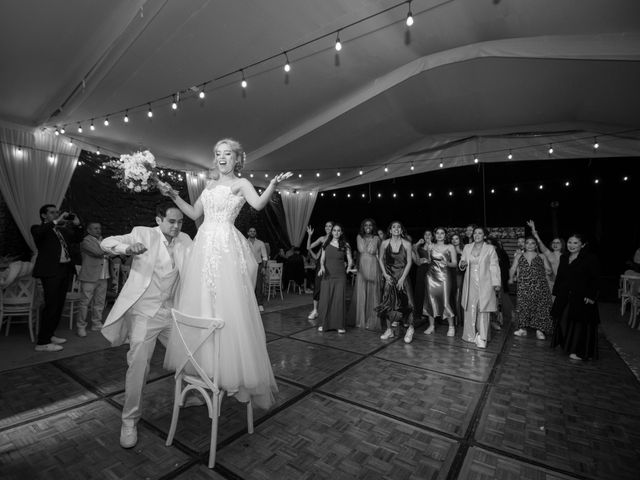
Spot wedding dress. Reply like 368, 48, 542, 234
164, 184, 277, 409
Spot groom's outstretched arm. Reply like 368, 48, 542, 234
101, 227, 147, 256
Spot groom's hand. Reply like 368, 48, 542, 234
126, 243, 148, 255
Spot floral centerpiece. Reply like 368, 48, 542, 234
107, 150, 159, 192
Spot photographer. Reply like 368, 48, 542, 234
31, 204, 83, 352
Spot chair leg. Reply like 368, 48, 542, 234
28, 313, 35, 343
166, 378, 183, 446
247, 400, 254, 434
208, 392, 220, 468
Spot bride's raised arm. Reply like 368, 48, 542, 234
158, 181, 204, 220
238, 172, 292, 211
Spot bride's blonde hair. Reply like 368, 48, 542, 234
213, 138, 245, 173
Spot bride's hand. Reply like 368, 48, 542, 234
157, 181, 177, 199
271, 172, 293, 184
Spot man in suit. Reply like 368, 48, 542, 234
76, 221, 110, 337
31, 204, 83, 352
100, 203, 192, 449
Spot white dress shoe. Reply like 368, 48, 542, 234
34, 343, 63, 352
120, 423, 138, 449
513, 328, 527, 337
447, 326, 455, 337
535, 330, 546, 340
50, 336, 67, 344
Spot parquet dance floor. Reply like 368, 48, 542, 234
1, 303, 640, 479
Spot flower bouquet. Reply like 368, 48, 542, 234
107, 150, 159, 193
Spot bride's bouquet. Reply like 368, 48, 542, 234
107, 150, 159, 193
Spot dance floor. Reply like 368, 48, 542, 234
1, 303, 640, 479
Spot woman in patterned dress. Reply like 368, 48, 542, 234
527, 220, 564, 291
509, 237, 554, 339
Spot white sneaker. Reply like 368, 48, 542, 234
258, 305, 264, 312
338, 329, 346, 334
317, 326, 323, 332
34, 343, 63, 352
424, 325, 435, 335
569, 353, 583, 361
513, 328, 527, 337
77, 327, 87, 338
404, 326, 415, 343
380, 328, 394, 340
308, 310, 318, 320
50, 336, 67, 344
447, 326, 455, 337
536, 330, 546, 340
120, 423, 137, 449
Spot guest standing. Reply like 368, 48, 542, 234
317, 224, 354, 333
77, 221, 111, 337
459, 227, 501, 348
377, 221, 414, 343
247, 227, 268, 312
412, 230, 432, 327
354, 219, 382, 330
423, 227, 457, 336
509, 237, 554, 339
550, 234, 599, 360
306, 221, 333, 321
450, 233, 465, 323
527, 220, 564, 290
31, 205, 83, 352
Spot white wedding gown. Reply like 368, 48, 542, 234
164, 184, 277, 409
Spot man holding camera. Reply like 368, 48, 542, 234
31, 204, 83, 352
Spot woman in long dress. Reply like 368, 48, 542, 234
423, 227, 457, 336
377, 221, 414, 343
450, 234, 465, 323
527, 220, 564, 290
354, 219, 382, 330
550, 233, 599, 360
509, 237, 554, 339
459, 227, 501, 349
412, 230, 432, 327
306, 222, 333, 321
317, 224, 355, 333
161, 138, 290, 410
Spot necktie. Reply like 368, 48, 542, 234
54, 227, 71, 262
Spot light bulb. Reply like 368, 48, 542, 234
199, 90, 205, 99
594, 178, 599, 184
361, 193, 365, 198
406, 1, 414, 27
90, 121, 95, 131
539, 184, 544, 190
507, 151, 513, 160
60, 127, 66, 134
96, 148, 101, 155
147, 105, 153, 118
316, 172, 320, 177
359, 170, 363, 175
172, 101, 178, 110
448, 191, 453, 196
77, 125, 83, 133
439, 161, 443, 168
491, 189, 495, 194
474, 156, 479, 164
468, 189, 472, 194
514, 186, 519, 192
54, 129, 59, 136
410, 163, 414, 171
565, 181, 570, 187
104, 118, 109, 126
124, 112, 129, 123
336, 172, 341, 177
241, 70, 247, 88
593, 139, 599, 149
548, 145, 554, 155
283, 52, 291, 73
384, 165, 388, 172
335, 32, 342, 51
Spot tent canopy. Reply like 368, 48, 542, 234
1, 0, 639, 191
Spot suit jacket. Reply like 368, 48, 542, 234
31, 221, 83, 278
78, 235, 109, 282
100, 226, 192, 346
460, 242, 501, 312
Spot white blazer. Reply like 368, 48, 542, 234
459, 242, 501, 312
100, 226, 192, 346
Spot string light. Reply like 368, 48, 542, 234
410, 192, 414, 197
439, 160, 443, 168
336, 172, 341, 176
17, 146, 22, 154
361, 193, 366, 198
124, 111, 129, 123
298, 173, 302, 178
491, 188, 495, 194
565, 181, 570, 187
171, 95, 178, 110
474, 155, 479, 164
48, 153, 54, 162
283, 52, 291, 73
410, 162, 414, 171
377, 193, 381, 198
623, 176, 628, 181
594, 178, 600, 184
405, 1, 414, 26
199, 89, 206, 99
104, 117, 109, 127
448, 191, 453, 196
507, 150, 513, 160
548, 144, 554, 155
241, 70, 247, 89
393, 193, 397, 198
316, 172, 320, 177
249, 173, 254, 178
468, 189, 473, 194
539, 184, 544, 190
77, 124, 83, 133
593, 138, 599, 150
332, 193, 336, 197
60, 127, 66, 134
54, 128, 59, 136
347, 193, 351, 198
384, 165, 388, 173
428, 192, 432, 197
514, 186, 518, 192
147, 104, 153, 118
96, 148, 101, 155
335, 31, 342, 51
358, 169, 363, 175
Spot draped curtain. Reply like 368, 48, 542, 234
281, 191, 318, 247
186, 171, 209, 227
0, 125, 79, 254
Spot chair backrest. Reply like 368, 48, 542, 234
2, 276, 36, 309
171, 309, 225, 391
267, 263, 283, 283
69, 274, 81, 293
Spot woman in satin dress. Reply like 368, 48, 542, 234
353, 219, 382, 330
423, 227, 457, 337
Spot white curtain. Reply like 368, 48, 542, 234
281, 191, 318, 247
0, 125, 79, 254
186, 171, 210, 227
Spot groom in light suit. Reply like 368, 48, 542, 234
101, 203, 192, 449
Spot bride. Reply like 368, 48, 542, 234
160, 138, 291, 410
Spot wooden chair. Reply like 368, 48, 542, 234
166, 309, 254, 468
2, 276, 39, 342
266, 262, 283, 301
619, 274, 640, 316
286, 279, 303, 295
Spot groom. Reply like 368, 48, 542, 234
100, 203, 192, 448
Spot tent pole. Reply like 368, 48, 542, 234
482, 163, 487, 226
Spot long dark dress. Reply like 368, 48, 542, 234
550, 251, 599, 359
377, 242, 414, 326
354, 235, 382, 330
515, 254, 553, 333
318, 244, 348, 331
413, 246, 429, 319
424, 248, 455, 319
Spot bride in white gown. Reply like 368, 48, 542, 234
161, 138, 291, 410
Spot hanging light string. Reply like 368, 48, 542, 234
48, 0, 416, 131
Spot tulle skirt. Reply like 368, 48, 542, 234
164, 221, 277, 410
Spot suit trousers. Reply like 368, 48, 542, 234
77, 279, 108, 328
37, 263, 72, 345
122, 306, 172, 426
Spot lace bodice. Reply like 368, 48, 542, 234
200, 184, 245, 225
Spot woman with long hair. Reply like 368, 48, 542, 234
423, 227, 457, 336
527, 220, 564, 290
317, 223, 355, 333
412, 229, 432, 327
306, 221, 334, 320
